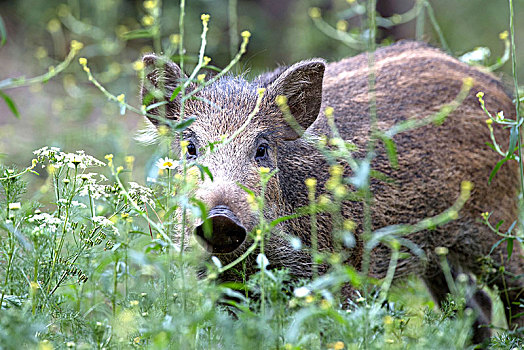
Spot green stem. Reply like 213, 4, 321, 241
424, 0, 449, 53
228, 0, 239, 60
0, 230, 15, 311
0, 44, 81, 90
509, 0, 524, 196
415, 0, 425, 41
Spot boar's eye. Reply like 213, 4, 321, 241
186, 141, 197, 160
255, 144, 268, 161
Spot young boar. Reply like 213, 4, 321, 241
141, 41, 523, 342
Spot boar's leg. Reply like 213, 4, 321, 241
423, 268, 492, 345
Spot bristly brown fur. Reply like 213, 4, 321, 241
141, 41, 524, 344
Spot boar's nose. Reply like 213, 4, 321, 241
195, 205, 247, 254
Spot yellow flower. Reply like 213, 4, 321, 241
435, 246, 449, 255
35, 47, 48, 60
142, 15, 155, 27
259, 167, 270, 174
201, 14, 210, 23
308, 7, 321, 19
499, 30, 509, 40
275, 95, 287, 106
336, 20, 348, 32
78, 57, 87, 66
329, 164, 344, 177
384, 315, 394, 325
130, 300, 139, 306
70, 40, 84, 52
485, 118, 493, 126
203, 56, 211, 65
170, 34, 181, 44
305, 177, 317, 189
343, 219, 356, 231
462, 77, 474, 89
125, 155, 135, 168
305, 295, 314, 303
117, 94, 125, 103
133, 337, 140, 344
461, 180, 473, 192
197, 73, 206, 82
158, 125, 170, 136
143, 0, 157, 10
333, 341, 345, 350
481, 211, 490, 220
241, 30, 251, 39
47, 19, 61, 33
133, 60, 145, 71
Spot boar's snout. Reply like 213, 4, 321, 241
195, 205, 247, 254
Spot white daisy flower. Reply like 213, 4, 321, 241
156, 157, 176, 170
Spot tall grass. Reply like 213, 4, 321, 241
0, 0, 522, 349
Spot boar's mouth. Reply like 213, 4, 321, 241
195, 205, 247, 254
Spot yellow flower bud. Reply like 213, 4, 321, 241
305, 177, 317, 189
275, 95, 288, 106
201, 14, 210, 23
78, 57, 87, 66
170, 34, 181, 44
70, 40, 84, 51
47, 19, 61, 33
308, 7, 321, 19
241, 30, 251, 39
461, 180, 473, 192
435, 246, 449, 255
133, 60, 145, 71
117, 94, 125, 103
142, 15, 155, 27
336, 20, 348, 32
499, 31, 509, 40
259, 167, 270, 174
462, 77, 474, 89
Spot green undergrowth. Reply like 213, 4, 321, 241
1, 0, 524, 349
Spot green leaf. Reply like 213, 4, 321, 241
507, 124, 518, 156
380, 134, 398, 169
488, 157, 508, 184
169, 85, 182, 101
196, 164, 213, 182
507, 237, 514, 261
0, 15, 6, 46
0, 90, 20, 118
172, 117, 195, 132
121, 29, 154, 40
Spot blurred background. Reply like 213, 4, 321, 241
0, 0, 523, 185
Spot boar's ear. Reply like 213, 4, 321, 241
267, 59, 325, 140
141, 54, 187, 125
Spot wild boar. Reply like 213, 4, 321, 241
141, 41, 523, 342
